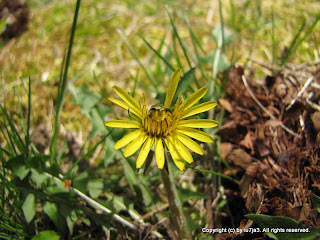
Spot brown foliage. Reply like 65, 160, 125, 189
216, 62, 320, 239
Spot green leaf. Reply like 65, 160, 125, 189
0, 232, 26, 240
30, 169, 49, 188
200, 50, 230, 73
87, 179, 104, 199
72, 171, 89, 193
246, 214, 320, 240
113, 196, 126, 212
211, 24, 234, 47
43, 202, 65, 232
69, 83, 101, 115
87, 107, 107, 137
6, 155, 30, 180
0, 16, 6, 32
312, 194, 320, 213
22, 193, 36, 223
178, 187, 207, 202
31, 230, 60, 240
60, 204, 78, 235
172, 67, 196, 105
138, 33, 175, 72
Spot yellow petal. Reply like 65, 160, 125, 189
177, 127, 213, 143
114, 129, 143, 150
176, 131, 204, 155
123, 132, 147, 157
164, 69, 181, 109
179, 87, 207, 111
178, 119, 218, 128
172, 134, 194, 164
109, 98, 141, 119
136, 136, 154, 169
155, 137, 165, 169
104, 120, 141, 128
181, 101, 217, 119
164, 137, 186, 171
113, 86, 142, 118
164, 134, 194, 170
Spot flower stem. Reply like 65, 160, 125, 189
160, 157, 192, 240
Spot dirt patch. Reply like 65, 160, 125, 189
0, 0, 29, 40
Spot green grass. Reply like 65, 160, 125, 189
0, 0, 319, 239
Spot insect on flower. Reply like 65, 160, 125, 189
104, 69, 218, 171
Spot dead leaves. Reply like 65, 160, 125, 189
217, 62, 320, 236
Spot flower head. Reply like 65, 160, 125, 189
104, 69, 218, 171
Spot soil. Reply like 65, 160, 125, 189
0, 0, 29, 40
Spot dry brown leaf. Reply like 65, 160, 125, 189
219, 98, 233, 113
227, 149, 252, 169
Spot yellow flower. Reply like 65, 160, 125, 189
104, 69, 218, 171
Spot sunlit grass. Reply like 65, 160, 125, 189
1, 1, 318, 130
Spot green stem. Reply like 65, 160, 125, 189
160, 156, 192, 240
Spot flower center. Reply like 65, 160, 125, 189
143, 105, 173, 137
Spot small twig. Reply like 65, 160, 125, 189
52, 173, 163, 238
247, 57, 282, 72
311, 82, 320, 89
71, 187, 136, 229
306, 92, 320, 111
294, 60, 320, 70
50, 174, 137, 229
133, 203, 169, 224
286, 76, 314, 110
241, 75, 301, 138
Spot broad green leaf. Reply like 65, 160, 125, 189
31, 230, 60, 240
13, 164, 30, 180
246, 214, 320, 240
312, 194, 320, 213
0, 17, 6, 31
112, 196, 142, 221
178, 188, 207, 202
6, 155, 30, 180
211, 24, 234, 47
88, 179, 104, 199
200, 50, 229, 73
197, 235, 214, 240
69, 83, 101, 115
113, 196, 126, 212
30, 169, 49, 188
119, 155, 154, 207
43, 202, 65, 232
172, 67, 196, 105
22, 193, 36, 223
60, 204, 78, 235
72, 171, 89, 193
104, 136, 117, 167
88, 107, 107, 138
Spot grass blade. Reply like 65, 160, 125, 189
184, 15, 206, 80
117, 29, 158, 90
138, 32, 175, 72
50, 0, 81, 164
280, 18, 306, 66
218, 0, 225, 50
285, 13, 320, 65
0, 105, 25, 154
25, 77, 31, 160
165, 5, 192, 69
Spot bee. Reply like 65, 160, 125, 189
149, 104, 170, 118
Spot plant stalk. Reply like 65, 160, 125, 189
160, 158, 192, 240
